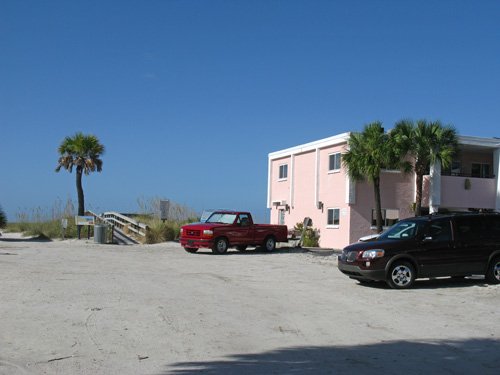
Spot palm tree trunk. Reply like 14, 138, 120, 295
415, 173, 423, 217
76, 167, 85, 216
373, 176, 383, 233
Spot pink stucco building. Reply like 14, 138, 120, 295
267, 133, 500, 249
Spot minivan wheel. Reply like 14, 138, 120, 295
485, 257, 500, 284
387, 261, 415, 289
212, 238, 229, 254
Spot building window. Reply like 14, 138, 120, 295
443, 160, 462, 176
371, 209, 399, 227
328, 153, 341, 172
471, 163, 490, 178
327, 208, 340, 227
279, 164, 288, 180
278, 209, 285, 225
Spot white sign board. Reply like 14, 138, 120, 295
75, 216, 94, 226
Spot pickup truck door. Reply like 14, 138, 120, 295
229, 213, 253, 245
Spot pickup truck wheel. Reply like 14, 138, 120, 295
184, 247, 198, 253
212, 238, 229, 254
264, 236, 276, 252
486, 257, 500, 284
387, 261, 415, 289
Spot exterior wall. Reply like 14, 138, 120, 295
317, 144, 351, 249
269, 156, 291, 206
422, 175, 497, 209
268, 133, 500, 249
349, 171, 414, 243
283, 150, 316, 234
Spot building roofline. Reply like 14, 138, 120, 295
268, 132, 351, 160
268, 132, 500, 160
458, 135, 500, 148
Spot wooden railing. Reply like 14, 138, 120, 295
101, 212, 148, 238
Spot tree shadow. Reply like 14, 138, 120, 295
160, 338, 500, 374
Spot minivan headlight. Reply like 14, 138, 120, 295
361, 249, 385, 259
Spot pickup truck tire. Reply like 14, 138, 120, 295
264, 236, 276, 252
212, 237, 229, 254
184, 247, 198, 253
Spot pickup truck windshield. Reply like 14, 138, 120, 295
206, 213, 237, 224
378, 220, 424, 240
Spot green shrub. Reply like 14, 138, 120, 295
144, 220, 181, 244
0, 205, 7, 228
294, 222, 320, 247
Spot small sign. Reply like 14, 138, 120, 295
75, 216, 95, 226
160, 200, 170, 220
61, 219, 68, 229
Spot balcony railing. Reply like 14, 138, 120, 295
441, 172, 495, 179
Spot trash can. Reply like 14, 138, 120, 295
94, 224, 107, 244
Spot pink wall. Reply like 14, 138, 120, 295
423, 175, 496, 209
285, 151, 317, 234
269, 150, 416, 248
269, 156, 291, 205
349, 171, 414, 243
317, 145, 351, 249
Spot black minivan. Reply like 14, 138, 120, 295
337, 213, 500, 289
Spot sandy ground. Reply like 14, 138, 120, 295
0, 232, 499, 375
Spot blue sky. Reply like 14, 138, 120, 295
1, 0, 499, 222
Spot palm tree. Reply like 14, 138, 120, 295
55, 132, 105, 216
392, 120, 458, 216
342, 122, 407, 233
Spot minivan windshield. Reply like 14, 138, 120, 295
378, 220, 423, 240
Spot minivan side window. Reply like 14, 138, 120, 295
454, 216, 483, 241
428, 219, 452, 242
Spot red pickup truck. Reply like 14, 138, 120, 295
179, 210, 288, 254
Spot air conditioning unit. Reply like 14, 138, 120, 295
272, 200, 281, 207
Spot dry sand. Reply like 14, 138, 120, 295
0, 232, 499, 374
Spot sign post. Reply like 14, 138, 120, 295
61, 218, 68, 239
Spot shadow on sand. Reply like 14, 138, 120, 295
187, 247, 308, 256
354, 275, 491, 290
0, 234, 52, 242
161, 338, 500, 375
